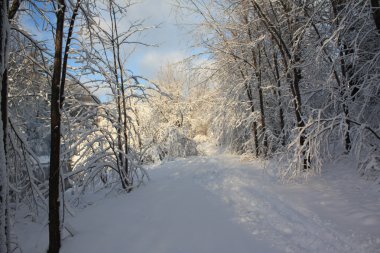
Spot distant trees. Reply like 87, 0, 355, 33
138, 63, 208, 162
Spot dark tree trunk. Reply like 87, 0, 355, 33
8, 0, 20, 20
120, 74, 129, 187
0, 1, 9, 251
112, 6, 130, 189
291, 67, 305, 138
290, 64, 310, 170
0, 1, 23, 252
256, 46, 267, 156
109, 1, 129, 190
242, 5, 268, 156
371, 0, 380, 34
237, 62, 259, 157
48, 0, 65, 252
246, 84, 259, 157
242, 71, 259, 157
60, 0, 81, 108
273, 52, 285, 146
251, 0, 307, 160
331, 0, 352, 152
1, 69, 7, 154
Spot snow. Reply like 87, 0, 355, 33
61, 167, 279, 253
15, 148, 380, 253
36, 155, 50, 164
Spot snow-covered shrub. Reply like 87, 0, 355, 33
137, 63, 214, 163
143, 127, 198, 163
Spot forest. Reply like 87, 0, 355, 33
0, 0, 379, 252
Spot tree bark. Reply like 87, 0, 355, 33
108, 1, 129, 190
241, 3, 267, 156
371, 0, 380, 34
8, 0, 20, 20
1, 69, 6, 153
331, 0, 352, 152
112, 6, 130, 189
48, 0, 66, 252
60, 0, 81, 108
240, 69, 259, 157
273, 52, 285, 146
256, 46, 267, 155
250, 0, 306, 149
0, 0, 9, 251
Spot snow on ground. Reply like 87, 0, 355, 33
16, 145, 380, 253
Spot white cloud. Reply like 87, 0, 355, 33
139, 50, 187, 79
128, 0, 177, 23
121, 0, 199, 79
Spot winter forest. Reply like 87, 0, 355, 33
0, 0, 379, 252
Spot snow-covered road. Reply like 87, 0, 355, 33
18, 153, 380, 253
61, 156, 281, 253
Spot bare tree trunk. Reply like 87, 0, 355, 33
240, 69, 259, 157
0, 1, 23, 251
112, 6, 130, 189
273, 52, 285, 145
256, 46, 267, 155
48, 0, 65, 252
108, 1, 129, 190
261, 40, 286, 146
60, 0, 81, 108
2, 0, 21, 157
1, 68, 6, 152
241, 3, 267, 155
8, 0, 20, 20
0, 1, 9, 251
371, 0, 380, 33
291, 63, 305, 139
232, 45, 259, 155
331, 0, 352, 152
0, 69, 9, 253
246, 82, 259, 157
290, 63, 310, 170
250, 0, 307, 157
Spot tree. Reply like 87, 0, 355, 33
176, 0, 379, 176
0, 0, 9, 250
48, 0, 66, 252
78, 0, 156, 190
371, 0, 380, 33
1, 0, 157, 251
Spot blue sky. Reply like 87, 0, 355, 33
19, 0, 201, 101
125, 0, 196, 80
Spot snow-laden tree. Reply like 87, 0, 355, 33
76, 0, 156, 190
138, 63, 204, 163
176, 0, 380, 178
0, 0, 167, 251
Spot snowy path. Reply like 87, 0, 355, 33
61, 156, 281, 253
18, 153, 380, 253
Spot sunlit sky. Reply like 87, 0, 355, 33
97, 0, 206, 101
125, 0, 195, 80
20, 0, 200, 101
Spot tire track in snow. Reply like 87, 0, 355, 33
184, 155, 379, 253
